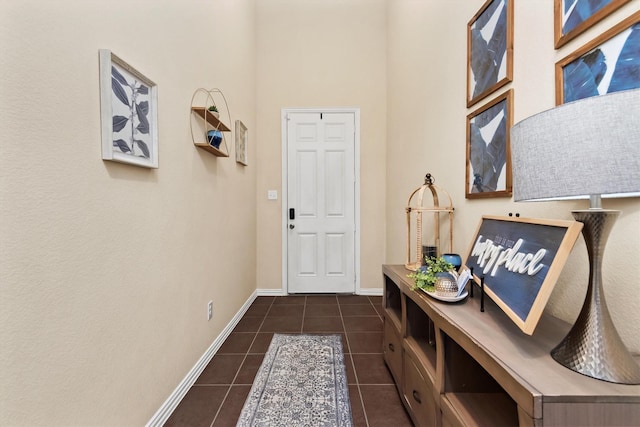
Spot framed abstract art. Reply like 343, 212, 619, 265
466, 90, 513, 199
554, 0, 632, 48
467, 0, 514, 107
555, 11, 640, 104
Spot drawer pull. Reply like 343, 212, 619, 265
412, 390, 421, 404
388, 343, 395, 352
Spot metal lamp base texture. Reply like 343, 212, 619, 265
551, 209, 640, 384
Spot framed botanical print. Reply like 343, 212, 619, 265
99, 49, 158, 168
554, 0, 632, 48
466, 89, 513, 199
556, 11, 640, 104
467, 0, 514, 107
235, 120, 248, 166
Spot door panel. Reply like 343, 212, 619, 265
286, 112, 355, 294
325, 150, 346, 216
297, 233, 318, 275
326, 233, 346, 276
297, 151, 318, 216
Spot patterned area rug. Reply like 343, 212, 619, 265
237, 334, 353, 427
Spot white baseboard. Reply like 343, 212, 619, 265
357, 288, 382, 296
256, 288, 287, 296
146, 290, 258, 427
257, 288, 382, 296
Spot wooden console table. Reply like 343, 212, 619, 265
382, 264, 640, 426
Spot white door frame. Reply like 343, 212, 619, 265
281, 107, 361, 295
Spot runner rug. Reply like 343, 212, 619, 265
236, 334, 353, 427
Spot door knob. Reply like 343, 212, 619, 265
289, 224, 295, 229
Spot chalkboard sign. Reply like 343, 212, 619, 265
463, 215, 583, 335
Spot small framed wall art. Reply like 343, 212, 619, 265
463, 215, 583, 335
554, 0, 632, 48
465, 89, 513, 199
99, 49, 158, 168
235, 120, 248, 166
555, 11, 640, 104
467, 0, 514, 107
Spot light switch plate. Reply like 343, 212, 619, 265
267, 190, 278, 200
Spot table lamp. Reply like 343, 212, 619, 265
510, 88, 640, 384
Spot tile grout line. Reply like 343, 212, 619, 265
300, 295, 307, 333
338, 298, 371, 427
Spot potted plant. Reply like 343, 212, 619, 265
407, 256, 455, 292
208, 105, 219, 118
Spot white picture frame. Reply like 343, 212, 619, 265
99, 49, 158, 168
235, 120, 248, 166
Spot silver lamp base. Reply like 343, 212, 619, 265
551, 209, 640, 384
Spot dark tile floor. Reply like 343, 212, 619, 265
165, 295, 413, 427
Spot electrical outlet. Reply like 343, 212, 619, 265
207, 301, 213, 321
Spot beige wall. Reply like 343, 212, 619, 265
0, 0, 256, 425
386, 0, 640, 353
255, 0, 387, 291
2, 0, 639, 425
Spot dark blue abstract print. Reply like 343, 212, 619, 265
563, 23, 639, 103
609, 23, 640, 91
469, 98, 508, 194
469, 0, 508, 101
562, 0, 614, 34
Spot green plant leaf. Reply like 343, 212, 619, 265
407, 256, 454, 292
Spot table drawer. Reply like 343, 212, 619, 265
383, 319, 402, 386
403, 351, 438, 426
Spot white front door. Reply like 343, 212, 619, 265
285, 111, 356, 294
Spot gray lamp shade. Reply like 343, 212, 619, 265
510, 89, 640, 202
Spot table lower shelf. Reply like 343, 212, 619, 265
441, 392, 520, 427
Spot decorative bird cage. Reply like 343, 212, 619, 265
405, 173, 454, 271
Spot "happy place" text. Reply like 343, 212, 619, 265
471, 235, 546, 277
